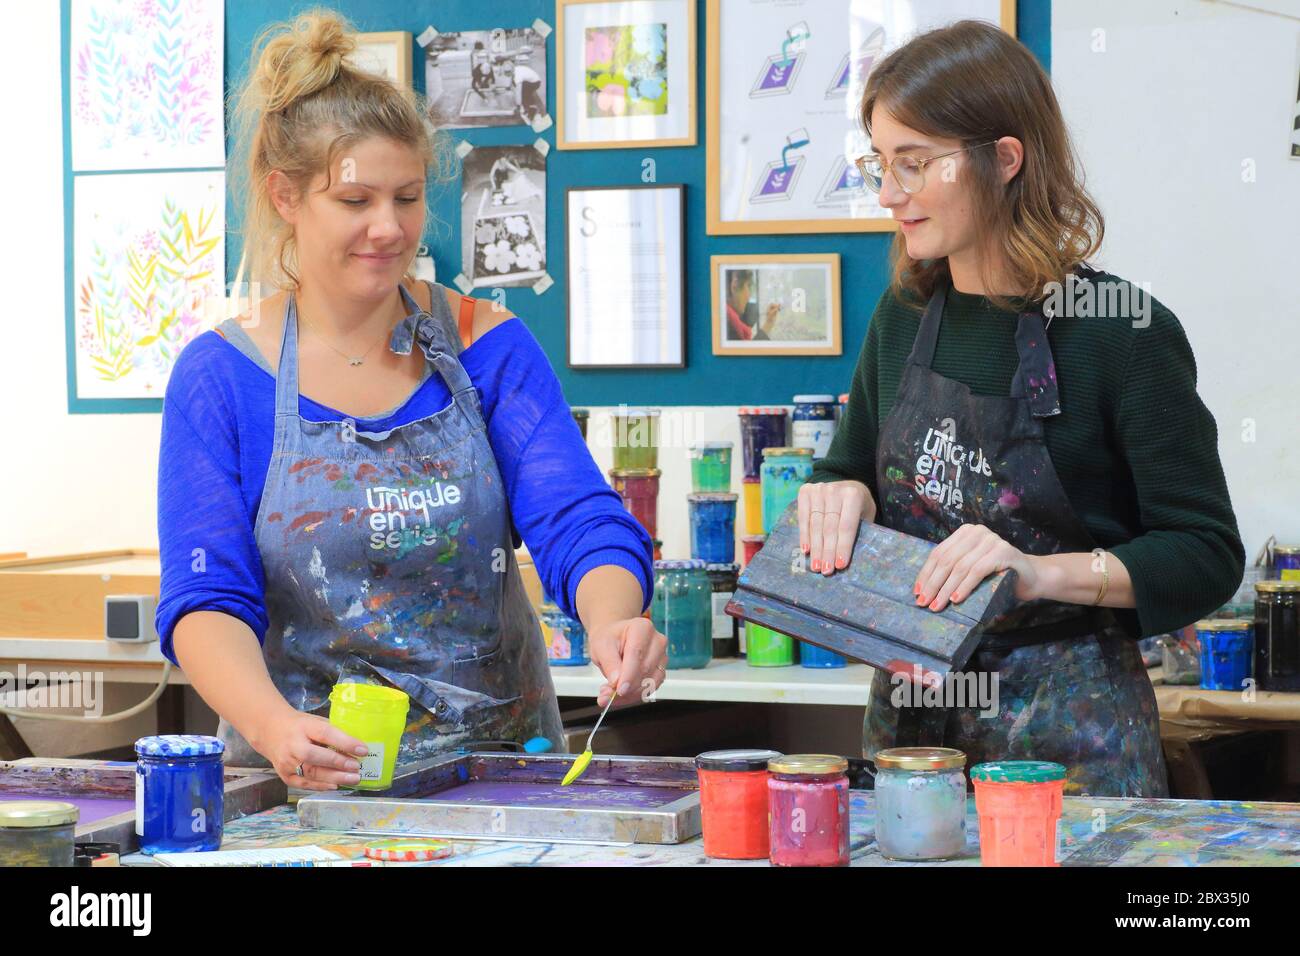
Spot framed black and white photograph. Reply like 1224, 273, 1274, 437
459, 144, 548, 290
711, 253, 841, 356
566, 184, 685, 368
557, 0, 696, 150
424, 26, 550, 130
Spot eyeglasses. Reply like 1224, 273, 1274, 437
854, 141, 999, 195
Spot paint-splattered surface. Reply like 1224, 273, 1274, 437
164, 791, 1300, 867
419, 780, 687, 810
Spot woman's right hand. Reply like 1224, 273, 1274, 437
251, 707, 369, 791
797, 480, 877, 576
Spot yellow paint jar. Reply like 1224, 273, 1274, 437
328, 682, 410, 791
742, 479, 764, 536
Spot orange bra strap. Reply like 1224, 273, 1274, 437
457, 293, 476, 350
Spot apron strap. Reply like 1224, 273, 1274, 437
389, 283, 477, 398
274, 294, 304, 419
904, 282, 948, 369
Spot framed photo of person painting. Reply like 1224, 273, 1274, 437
711, 253, 841, 356
556, 0, 697, 149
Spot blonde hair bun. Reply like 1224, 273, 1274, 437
256, 9, 358, 113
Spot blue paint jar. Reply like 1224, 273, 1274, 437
760, 447, 813, 534
1195, 619, 1253, 691
135, 735, 224, 855
738, 407, 789, 481
1273, 545, 1300, 582
800, 642, 847, 669
792, 394, 838, 460
652, 559, 713, 670
688, 492, 738, 564
873, 747, 967, 861
540, 602, 589, 665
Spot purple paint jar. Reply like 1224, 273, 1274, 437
738, 407, 788, 481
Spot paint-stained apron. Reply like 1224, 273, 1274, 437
865, 268, 1168, 798
217, 282, 564, 768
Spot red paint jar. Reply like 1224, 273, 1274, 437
741, 534, 766, 567
767, 754, 850, 867
609, 467, 661, 539
696, 749, 783, 859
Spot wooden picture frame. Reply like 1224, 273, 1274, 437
556, 0, 697, 150
351, 31, 413, 89
711, 253, 841, 356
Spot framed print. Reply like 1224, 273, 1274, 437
557, 0, 697, 149
566, 184, 686, 368
424, 26, 550, 130
706, 0, 1015, 234
711, 254, 841, 356
459, 143, 548, 291
349, 31, 413, 89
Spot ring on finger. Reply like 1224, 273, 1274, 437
295, 762, 305, 778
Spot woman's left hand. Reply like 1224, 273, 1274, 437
913, 524, 1041, 612
587, 616, 669, 708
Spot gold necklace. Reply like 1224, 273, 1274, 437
299, 308, 397, 367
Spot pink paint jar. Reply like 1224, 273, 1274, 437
609, 467, 660, 539
767, 754, 850, 867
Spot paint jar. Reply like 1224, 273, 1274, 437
540, 602, 588, 666
689, 442, 733, 493
327, 683, 410, 791
134, 735, 225, 855
792, 394, 838, 460
760, 447, 813, 533
571, 407, 589, 440
688, 492, 738, 564
873, 747, 968, 861
746, 621, 795, 667
1273, 546, 1300, 582
609, 467, 661, 539
653, 538, 663, 562
741, 479, 764, 536
742, 533, 766, 566
652, 560, 713, 670
1195, 619, 1253, 691
970, 760, 1066, 867
1217, 566, 1266, 619
0, 801, 78, 867
611, 408, 660, 471
800, 642, 847, 669
767, 754, 850, 867
837, 393, 849, 418
738, 407, 788, 480
1254, 580, 1300, 692
696, 749, 783, 860
705, 562, 740, 658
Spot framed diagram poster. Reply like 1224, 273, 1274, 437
706, 0, 1014, 235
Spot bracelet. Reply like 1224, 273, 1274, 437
1092, 548, 1109, 606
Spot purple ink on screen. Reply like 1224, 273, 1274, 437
1, 793, 135, 826
759, 59, 796, 91
422, 780, 686, 811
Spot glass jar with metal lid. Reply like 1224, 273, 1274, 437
695, 749, 783, 860
1194, 618, 1253, 691
652, 559, 712, 669
767, 754, 850, 866
760, 446, 814, 534
610, 408, 661, 470
1272, 545, 1300, 581
1254, 580, 1300, 691
0, 800, 78, 867
873, 747, 968, 861
792, 394, 838, 460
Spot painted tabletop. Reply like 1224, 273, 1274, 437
146, 791, 1300, 867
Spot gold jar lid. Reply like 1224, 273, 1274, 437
1256, 580, 1300, 593
761, 447, 814, 457
608, 467, 662, 479
1272, 545, 1300, 556
0, 800, 79, 828
1195, 619, 1252, 632
874, 746, 967, 771
767, 754, 848, 775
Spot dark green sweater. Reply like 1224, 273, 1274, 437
811, 274, 1245, 638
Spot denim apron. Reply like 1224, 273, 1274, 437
865, 269, 1168, 798
217, 282, 564, 767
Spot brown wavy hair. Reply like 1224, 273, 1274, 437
229, 9, 454, 290
860, 19, 1103, 311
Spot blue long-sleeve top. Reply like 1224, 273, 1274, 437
155, 313, 653, 665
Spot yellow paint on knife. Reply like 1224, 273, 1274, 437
560, 688, 618, 786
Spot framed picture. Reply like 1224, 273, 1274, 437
350, 32, 413, 89
459, 144, 548, 291
424, 26, 550, 130
706, 0, 1015, 234
711, 254, 841, 356
566, 184, 685, 368
556, 0, 697, 149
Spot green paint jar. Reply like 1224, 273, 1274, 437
689, 442, 733, 493
612, 408, 661, 471
652, 559, 713, 670
746, 621, 795, 667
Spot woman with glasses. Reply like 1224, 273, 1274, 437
799, 21, 1243, 797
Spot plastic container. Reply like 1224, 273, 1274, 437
741, 533, 766, 566
609, 467, 661, 539
695, 749, 783, 860
134, 735, 225, 855
741, 479, 764, 536
1273, 545, 1300, 582
570, 407, 589, 440
689, 442, 733, 493
760, 447, 813, 533
1195, 619, 1253, 691
1160, 626, 1201, 685
873, 747, 968, 861
970, 760, 1066, 867
767, 754, 850, 867
0, 801, 77, 867
738, 407, 788, 480
705, 563, 740, 659
327, 683, 410, 791
792, 394, 838, 460
688, 492, 738, 564
652, 560, 713, 670
611, 408, 660, 471
540, 602, 589, 666
1254, 580, 1300, 692
800, 642, 847, 669
746, 621, 795, 667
